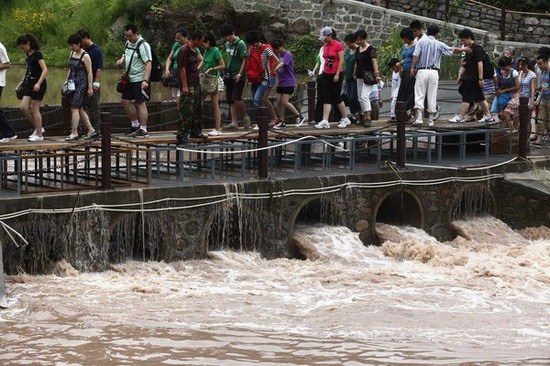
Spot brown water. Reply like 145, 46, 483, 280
1, 216, 549, 365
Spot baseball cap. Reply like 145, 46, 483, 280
318, 27, 332, 41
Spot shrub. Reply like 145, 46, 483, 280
287, 35, 322, 73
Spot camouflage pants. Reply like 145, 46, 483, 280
178, 87, 202, 137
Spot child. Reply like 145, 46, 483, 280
388, 58, 401, 122
369, 80, 384, 121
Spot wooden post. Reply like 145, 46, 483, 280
396, 101, 407, 168
518, 96, 529, 159
307, 80, 316, 124
500, 8, 506, 40
100, 112, 112, 190
257, 107, 269, 179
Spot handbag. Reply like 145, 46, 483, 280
62, 79, 76, 95
15, 81, 26, 100
200, 73, 218, 94
117, 41, 141, 93
217, 76, 225, 92
162, 69, 180, 88
363, 71, 377, 85
116, 73, 130, 93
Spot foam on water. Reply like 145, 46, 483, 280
1, 216, 549, 365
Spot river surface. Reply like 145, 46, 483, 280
1, 216, 549, 365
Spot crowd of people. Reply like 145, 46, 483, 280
0, 21, 548, 145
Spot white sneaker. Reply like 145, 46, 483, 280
28, 134, 44, 142
208, 129, 221, 136
428, 119, 435, 127
478, 115, 495, 123
315, 120, 330, 129
273, 121, 286, 129
30, 128, 45, 137
295, 116, 306, 127
413, 117, 423, 125
252, 124, 259, 131
449, 115, 465, 123
448, 114, 461, 123
0, 135, 17, 143
337, 118, 351, 128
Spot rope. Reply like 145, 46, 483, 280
0, 173, 506, 220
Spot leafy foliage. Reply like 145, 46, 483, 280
287, 35, 322, 73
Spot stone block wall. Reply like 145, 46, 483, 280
229, 0, 547, 52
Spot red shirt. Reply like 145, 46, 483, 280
322, 40, 344, 75
178, 44, 200, 87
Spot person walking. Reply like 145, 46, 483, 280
0, 38, 17, 143
116, 24, 152, 138
63, 34, 97, 141
16, 34, 47, 142
271, 39, 304, 129
314, 27, 352, 129
77, 29, 103, 132
492, 56, 520, 128
200, 32, 225, 136
163, 27, 187, 104
354, 29, 380, 127
245, 30, 282, 130
177, 30, 206, 143
388, 58, 401, 122
449, 29, 494, 124
220, 23, 250, 130
396, 27, 416, 121
517, 57, 537, 133
533, 53, 549, 145
410, 24, 467, 126
343, 33, 361, 123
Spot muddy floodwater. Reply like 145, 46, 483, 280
1, 216, 549, 365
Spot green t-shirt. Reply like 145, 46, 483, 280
224, 37, 248, 77
171, 41, 182, 71
344, 47, 356, 80
203, 47, 223, 77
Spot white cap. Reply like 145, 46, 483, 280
318, 26, 332, 41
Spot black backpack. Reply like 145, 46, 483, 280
130, 39, 163, 82
477, 45, 495, 80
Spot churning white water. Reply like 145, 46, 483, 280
1, 216, 549, 365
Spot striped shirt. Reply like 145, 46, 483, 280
412, 36, 454, 69
519, 70, 536, 98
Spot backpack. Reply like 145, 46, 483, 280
247, 44, 268, 84
477, 45, 495, 80
130, 39, 163, 82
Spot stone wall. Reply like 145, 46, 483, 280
228, 0, 546, 56
381, 0, 550, 44
229, 0, 488, 47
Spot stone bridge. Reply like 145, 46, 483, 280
1, 161, 548, 275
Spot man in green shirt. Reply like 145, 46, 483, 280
220, 23, 250, 129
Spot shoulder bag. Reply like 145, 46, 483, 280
117, 41, 142, 93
